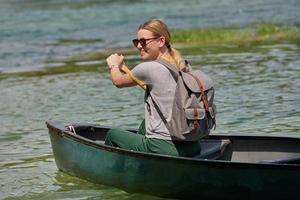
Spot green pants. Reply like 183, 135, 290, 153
104, 120, 200, 157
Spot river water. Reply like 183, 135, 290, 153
0, 1, 300, 199
1, 0, 299, 71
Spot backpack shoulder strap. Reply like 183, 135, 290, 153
146, 87, 175, 135
155, 59, 180, 82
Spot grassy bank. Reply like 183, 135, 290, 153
1, 22, 299, 79
172, 22, 300, 45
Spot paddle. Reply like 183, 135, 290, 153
120, 64, 146, 90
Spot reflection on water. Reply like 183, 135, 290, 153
0, 42, 299, 199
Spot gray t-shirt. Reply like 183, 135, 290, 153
132, 61, 176, 140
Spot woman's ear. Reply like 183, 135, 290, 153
158, 36, 166, 48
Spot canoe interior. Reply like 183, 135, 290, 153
51, 122, 300, 165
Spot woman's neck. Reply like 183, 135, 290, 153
157, 46, 169, 59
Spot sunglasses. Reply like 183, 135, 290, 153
132, 37, 158, 48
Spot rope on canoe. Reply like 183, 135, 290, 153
66, 125, 77, 135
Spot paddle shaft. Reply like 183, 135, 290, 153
120, 65, 146, 90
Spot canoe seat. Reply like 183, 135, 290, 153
194, 139, 231, 160
258, 155, 300, 164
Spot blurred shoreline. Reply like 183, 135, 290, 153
0, 22, 299, 79
1, 0, 299, 73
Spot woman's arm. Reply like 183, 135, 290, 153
110, 65, 137, 88
106, 54, 137, 88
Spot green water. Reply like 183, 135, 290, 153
0, 41, 299, 199
1, 0, 299, 198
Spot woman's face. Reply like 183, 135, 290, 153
135, 29, 161, 60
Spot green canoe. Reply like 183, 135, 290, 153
46, 120, 300, 199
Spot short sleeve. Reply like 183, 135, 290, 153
131, 62, 152, 84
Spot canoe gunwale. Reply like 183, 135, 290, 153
46, 120, 300, 170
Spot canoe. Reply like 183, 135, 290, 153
46, 120, 300, 199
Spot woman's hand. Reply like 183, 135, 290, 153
106, 53, 136, 88
106, 53, 124, 69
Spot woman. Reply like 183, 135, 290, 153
105, 19, 200, 157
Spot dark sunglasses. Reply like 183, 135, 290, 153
132, 37, 158, 48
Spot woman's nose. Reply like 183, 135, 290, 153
137, 42, 143, 49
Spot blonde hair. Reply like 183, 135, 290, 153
138, 19, 185, 70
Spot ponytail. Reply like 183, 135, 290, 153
161, 46, 186, 70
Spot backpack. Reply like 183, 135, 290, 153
147, 59, 216, 141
